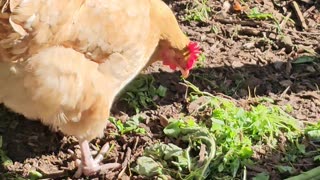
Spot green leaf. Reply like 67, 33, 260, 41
257, 97, 274, 103
306, 130, 320, 141
313, 155, 320, 162
231, 158, 240, 177
239, 146, 254, 158
218, 163, 224, 172
292, 55, 318, 64
157, 85, 167, 97
253, 172, 270, 180
116, 120, 124, 133
0, 137, 13, 167
296, 143, 306, 154
109, 116, 146, 135
276, 165, 295, 174
163, 121, 182, 138
248, 8, 274, 20
29, 170, 43, 180
132, 156, 163, 177
284, 166, 320, 180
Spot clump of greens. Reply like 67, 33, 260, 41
133, 117, 216, 180
184, 80, 301, 178
247, 7, 274, 20
195, 53, 207, 68
109, 115, 146, 135
184, 0, 211, 22
121, 75, 167, 113
246, 7, 283, 33
132, 80, 317, 179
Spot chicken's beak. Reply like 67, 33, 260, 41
180, 68, 190, 78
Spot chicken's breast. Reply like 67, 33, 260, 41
0, 0, 160, 141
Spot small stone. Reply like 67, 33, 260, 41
279, 80, 293, 87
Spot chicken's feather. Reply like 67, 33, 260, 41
0, 0, 161, 141
0, 0, 195, 142
0, 1, 199, 176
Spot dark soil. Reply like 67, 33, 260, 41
0, 0, 320, 179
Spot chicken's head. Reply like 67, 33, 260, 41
161, 41, 200, 78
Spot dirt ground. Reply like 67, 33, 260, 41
0, 0, 320, 179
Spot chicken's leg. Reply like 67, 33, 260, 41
74, 140, 121, 177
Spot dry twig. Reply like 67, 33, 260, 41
290, 1, 308, 30
118, 147, 132, 179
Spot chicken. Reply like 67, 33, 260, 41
0, 0, 200, 177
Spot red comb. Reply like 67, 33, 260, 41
186, 41, 200, 70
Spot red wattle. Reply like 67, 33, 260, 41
186, 41, 200, 70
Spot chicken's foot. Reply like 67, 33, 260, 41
74, 140, 121, 178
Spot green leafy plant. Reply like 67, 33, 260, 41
121, 75, 167, 113
304, 121, 320, 142
247, 7, 274, 20
185, 0, 211, 22
133, 117, 216, 180
292, 55, 320, 64
247, 7, 282, 33
196, 53, 207, 68
183, 80, 302, 177
133, 80, 320, 179
109, 115, 146, 135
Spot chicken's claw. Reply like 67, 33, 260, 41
74, 140, 121, 178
